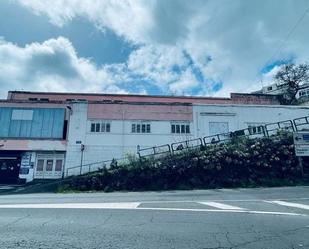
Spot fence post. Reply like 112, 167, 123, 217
264, 125, 269, 137
167, 144, 172, 155
185, 140, 189, 149
298, 156, 304, 177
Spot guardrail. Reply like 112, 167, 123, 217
137, 115, 309, 159
65, 115, 309, 176
171, 138, 203, 153
293, 116, 309, 131
65, 158, 124, 177
137, 144, 171, 159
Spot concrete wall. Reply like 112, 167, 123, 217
65, 102, 194, 175
193, 104, 309, 138
65, 103, 88, 174
64, 102, 309, 175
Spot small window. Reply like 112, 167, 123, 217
171, 123, 190, 134
46, 160, 53, 171
186, 125, 190, 133
171, 124, 175, 133
181, 125, 185, 133
36, 159, 44, 171
106, 123, 110, 132
267, 86, 272, 91
142, 124, 146, 133
131, 122, 151, 133
95, 123, 100, 132
55, 160, 63, 172
11, 109, 33, 120
90, 121, 111, 133
91, 123, 95, 132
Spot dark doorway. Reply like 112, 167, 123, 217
0, 152, 21, 184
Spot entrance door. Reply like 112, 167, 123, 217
0, 157, 20, 184
35, 154, 64, 179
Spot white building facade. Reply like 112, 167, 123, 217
65, 102, 309, 175
1, 91, 308, 182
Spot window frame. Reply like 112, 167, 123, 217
89, 120, 112, 133
131, 121, 151, 134
171, 122, 191, 134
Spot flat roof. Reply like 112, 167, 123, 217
8, 90, 231, 100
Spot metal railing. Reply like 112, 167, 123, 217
65, 158, 124, 177
137, 115, 309, 159
137, 144, 171, 159
65, 115, 309, 176
171, 138, 203, 153
264, 120, 294, 136
293, 116, 309, 131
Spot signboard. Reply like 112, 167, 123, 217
21, 152, 31, 167
293, 132, 309, 156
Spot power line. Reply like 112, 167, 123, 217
259, 2, 309, 89
264, 3, 309, 66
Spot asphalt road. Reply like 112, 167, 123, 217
0, 186, 309, 249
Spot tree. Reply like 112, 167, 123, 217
274, 63, 309, 105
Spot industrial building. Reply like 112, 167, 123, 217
0, 90, 308, 183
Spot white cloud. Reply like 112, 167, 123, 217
12, 0, 309, 96
169, 68, 199, 95
127, 45, 188, 86
0, 37, 126, 97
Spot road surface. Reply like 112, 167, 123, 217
0, 186, 308, 249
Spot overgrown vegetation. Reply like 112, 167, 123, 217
274, 63, 309, 105
58, 132, 309, 192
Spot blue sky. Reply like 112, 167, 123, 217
0, 0, 308, 98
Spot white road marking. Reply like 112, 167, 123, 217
137, 207, 305, 216
0, 202, 141, 209
265, 200, 309, 210
0, 202, 305, 216
198, 201, 245, 210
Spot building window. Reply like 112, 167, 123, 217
11, 109, 33, 120
101, 122, 110, 132
90, 121, 111, 133
171, 123, 190, 134
131, 122, 151, 133
247, 123, 265, 135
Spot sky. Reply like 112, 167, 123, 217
0, 0, 309, 98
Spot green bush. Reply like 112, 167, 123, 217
60, 132, 309, 192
